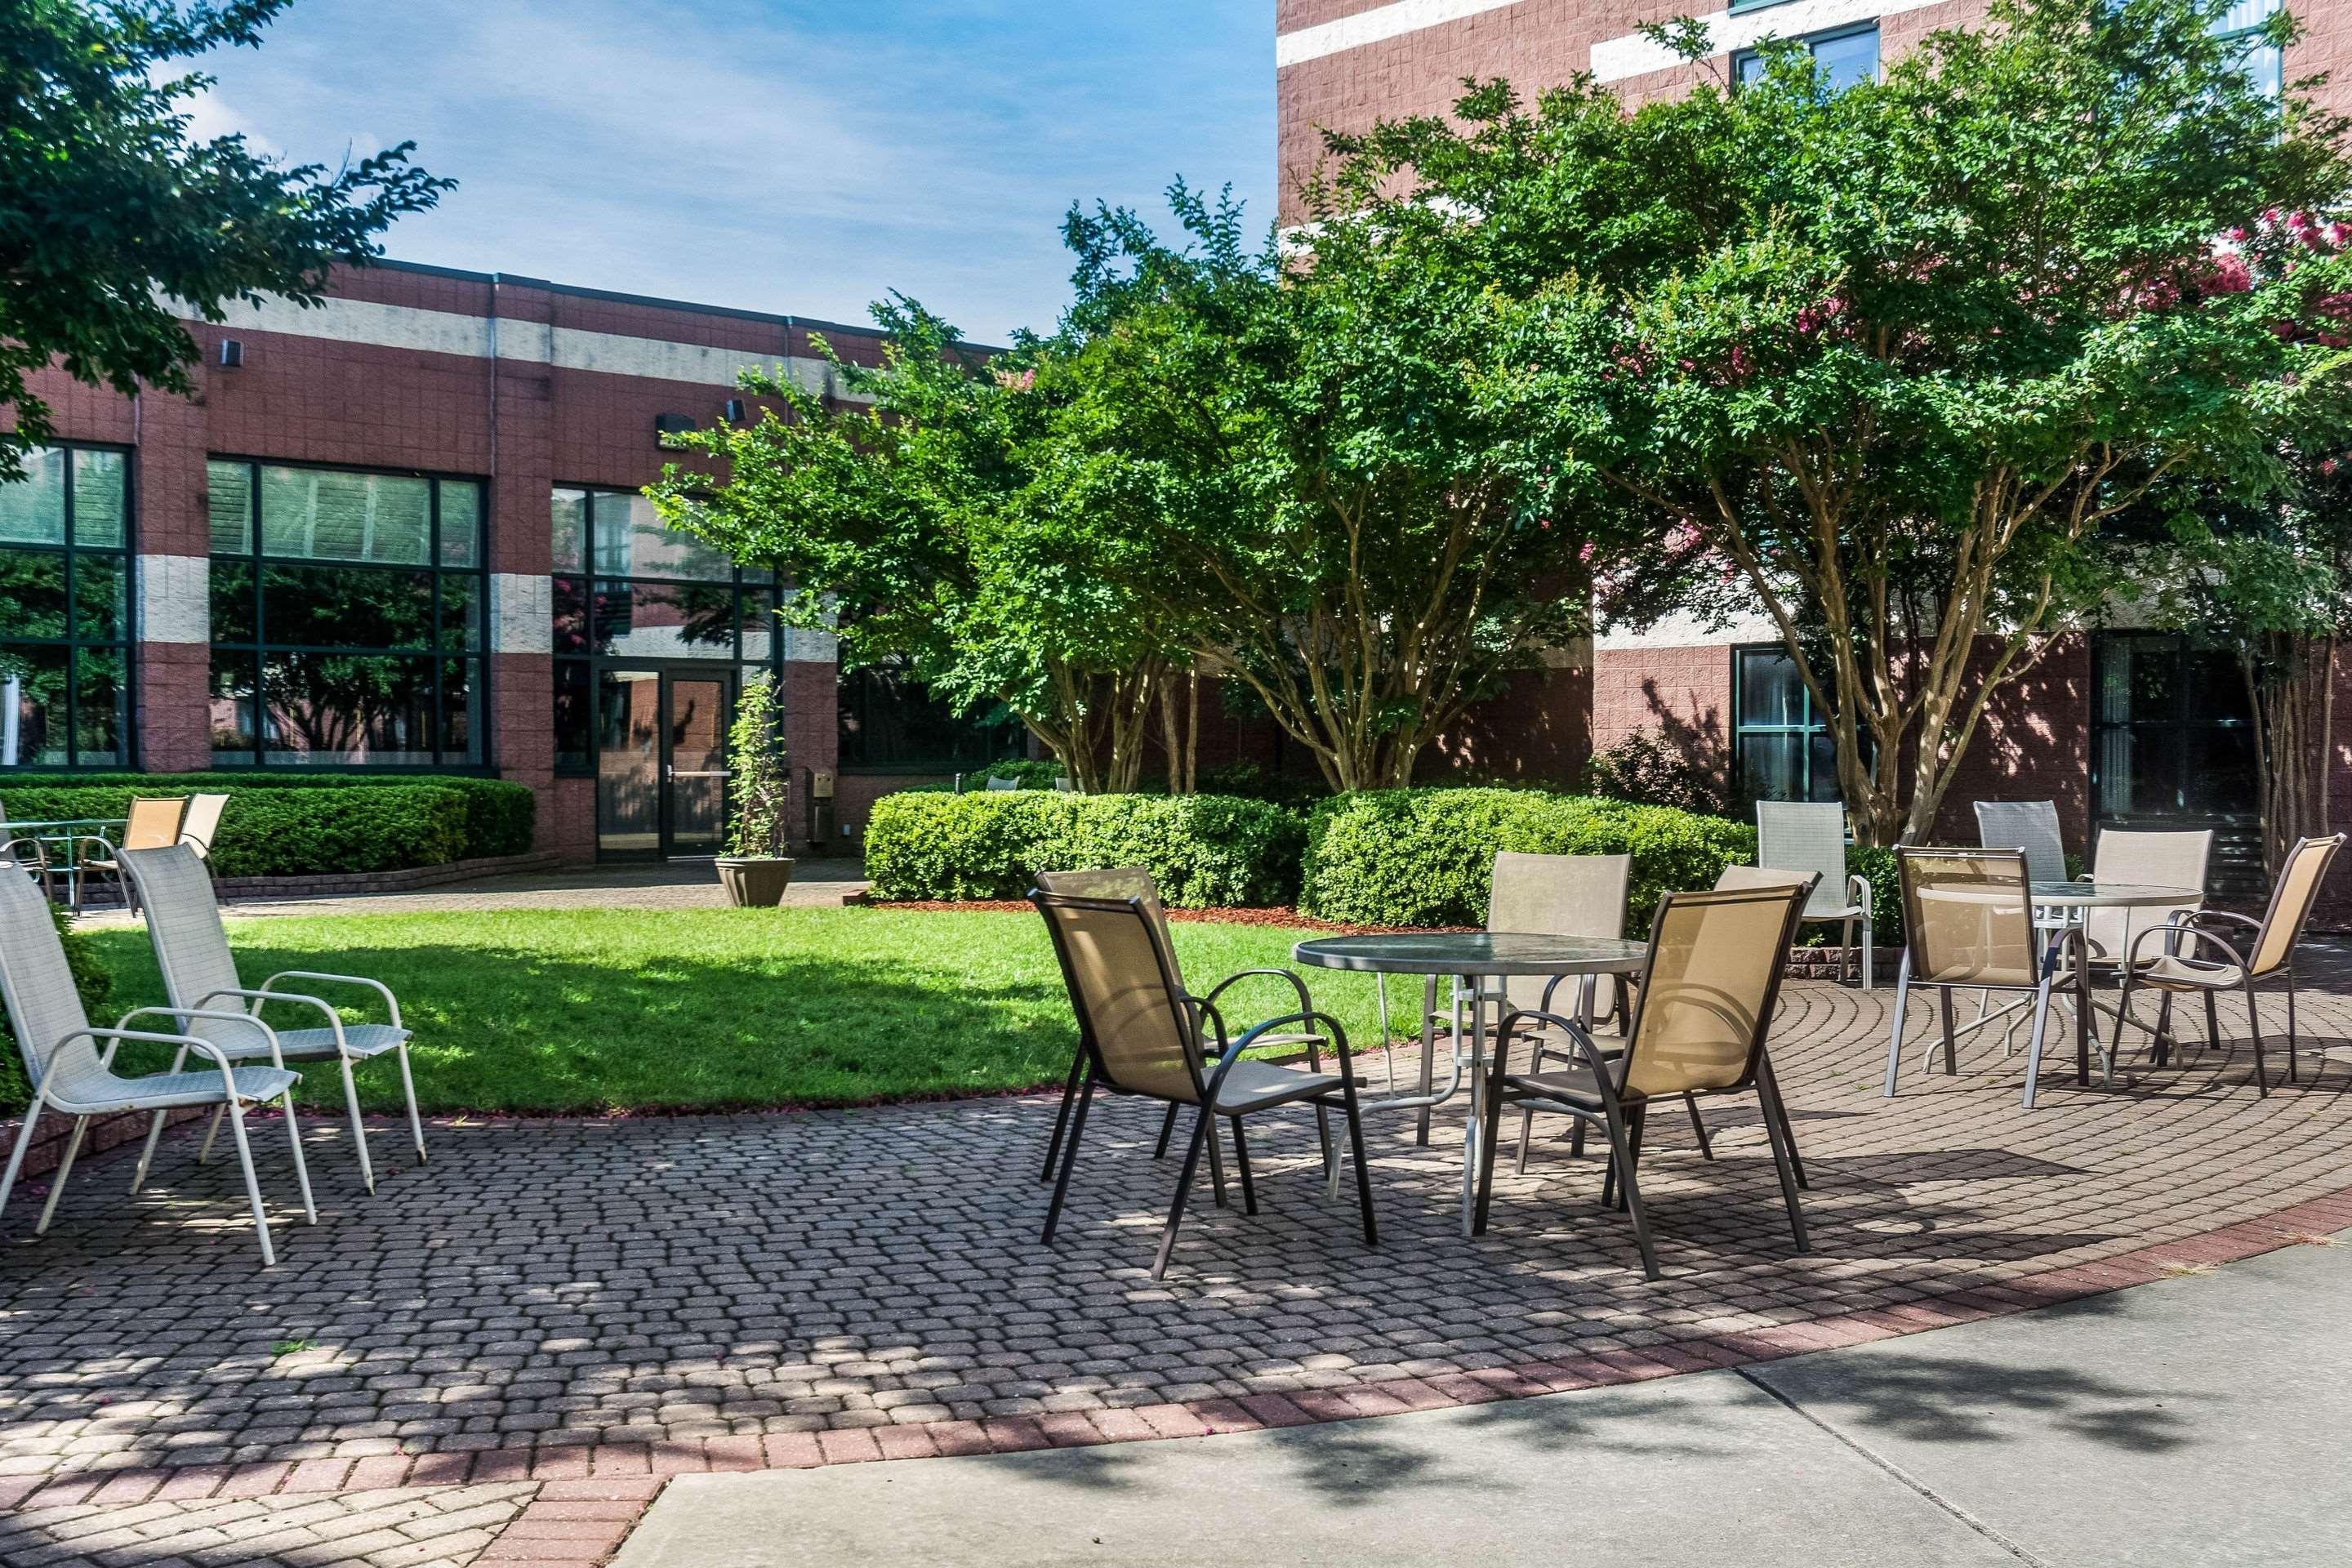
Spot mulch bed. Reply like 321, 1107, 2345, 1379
858, 898, 1473, 936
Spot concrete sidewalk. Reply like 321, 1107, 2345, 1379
614, 1227, 2352, 1568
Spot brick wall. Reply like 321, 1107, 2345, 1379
1591, 644, 1735, 797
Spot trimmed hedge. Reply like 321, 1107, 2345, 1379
1301, 789, 1758, 931
2, 782, 474, 878
0, 902, 112, 1114
866, 791, 1305, 908
20, 773, 534, 862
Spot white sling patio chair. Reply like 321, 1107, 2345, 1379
122, 844, 424, 1194
1973, 800, 2069, 886
1756, 801, 1873, 987
0, 867, 314, 1263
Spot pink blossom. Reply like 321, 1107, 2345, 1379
2323, 458, 2341, 476
993, 368, 1036, 392
1578, 541, 1596, 562
2200, 253, 2253, 294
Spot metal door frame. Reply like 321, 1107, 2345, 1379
657, 668, 733, 859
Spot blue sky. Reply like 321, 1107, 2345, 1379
188, 1, 1275, 342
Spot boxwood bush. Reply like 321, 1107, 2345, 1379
1, 782, 480, 877
17, 773, 534, 861
865, 790, 1305, 907
1301, 789, 1761, 931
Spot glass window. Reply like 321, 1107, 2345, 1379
1733, 646, 1841, 804
209, 461, 486, 768
2092, 632, 2259, 893
550, 487, 776, 778
0, 443, 133, 769
838, 658, 1025, 773
1736, 24, 1878, 91
2217, 0, 2283, 100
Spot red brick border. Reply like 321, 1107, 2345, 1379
6, 1179, 2344, 1521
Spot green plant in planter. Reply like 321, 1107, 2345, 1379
728, 674, 791, 858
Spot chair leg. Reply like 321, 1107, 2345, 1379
1861, 908, 1873, 991
1599, 1099, 1659, 1281
1151, 1105, 1217, 1280
1614, 1103, 1650, 1215
1472, 1070, 1510, 1237
1682, 1092, 1714, 1160
1152, 1103, 1178, 1160
35, 1116, 91, 1235
2021, 975, 2057, 1110
1514, 1106, 1536, 1174
1342, 1093, 1378, 1248
1041, 1049, 1085, 1183
1313, 1105, 1336, 1197
1842, 916, 1856, 987
1756, 1087, 1810, 1253
1570, 1120, 1586, 1158
2245, 983, 2270, 1096
132, 1045, 190, 1193
280, 1087, 317, 1225
2286, 974, 2301, 1085
2203, 990, 2222, 1054
1229, 1118, 1258, 1216
338, 1058, 376, 1194
197, 1103, 225, 1165
1755, 1054, 1806, 1190
223, 1100, 277, 1267
1203, 1102, 1229, 1209
0, 1102, 42, 1225
1882, 954, 1913, 1098
2151, 993, 2176, 1067
1939, 987, 1959, 1075
1040, 1073, 1094, 1245
396, 1043, 427, 1166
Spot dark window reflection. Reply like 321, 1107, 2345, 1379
0, 443, 131, 768
554, 660, 591, 772
838, 660, 1025, 772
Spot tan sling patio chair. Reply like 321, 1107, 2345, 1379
1032, 867, 1332, 1187
0, 865, 314, 1263
1469, 880, 1814, 1280
74, 794, 187, 913
122, 844, 424, 1194
177, 793, 230, 864
2110, 833, 2346, 1095
1883, 848, 2085, 1109
1031, 886, 1377, 1280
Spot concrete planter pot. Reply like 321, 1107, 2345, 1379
716, 857, 796, 907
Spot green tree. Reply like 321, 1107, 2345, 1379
1, 1, 451, 477
1334, 0, 2351, 841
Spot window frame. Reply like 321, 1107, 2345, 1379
550, 484, 783, 779
0, 441, 137, 771
1731, 643, 1840, 807
834, 657, 1028, 777
206, 455, 491, 773
1731, 20, 1882, 91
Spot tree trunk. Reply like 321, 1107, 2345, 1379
2247, 632, 2335, 877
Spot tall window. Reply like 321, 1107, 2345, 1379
2216, 0, 2283, 100
1733, 645, 1839, 804
1735, 23, 1879, 91
2091, 633, 2256, 821
0, 445, 131, 769
838, 658, 1025, 773
207, 461, 486, 767
550, 487, 779, 774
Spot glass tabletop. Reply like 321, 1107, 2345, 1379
1292, 931, 1650, 976
2029, 881, 2203, 908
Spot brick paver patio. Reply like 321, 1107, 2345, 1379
3, 963, 2350, 1564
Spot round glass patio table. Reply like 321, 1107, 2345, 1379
2027, 882, 2205, 1087
1293, 932, 1650, 1235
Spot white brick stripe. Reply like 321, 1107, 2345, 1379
135, 554, 209, 644
1276, 0, 1525, 67
1591, 0, 1942, 82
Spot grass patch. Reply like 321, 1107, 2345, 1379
81, 907, 1405, 1116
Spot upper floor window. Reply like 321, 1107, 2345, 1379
1735, 23, 1880, 92
0, 445, 131, 769
2216, 0, 2283, 100
206, 460, 486, 768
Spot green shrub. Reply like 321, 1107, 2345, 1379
0, 902, 112, 1115
865, 790, 1305, 907
0, 773, 530, 866
1300, 788, 1757, 930
1, 783, 470, 877
1584, 733, 1728, 817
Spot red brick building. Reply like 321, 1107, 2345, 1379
1276, 0, 2352, 883
2, 263, 1022, 861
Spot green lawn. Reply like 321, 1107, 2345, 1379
81, 908, 1404, 1116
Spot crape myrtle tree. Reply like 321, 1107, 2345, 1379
649, 299, 1198, 795
0, 1, 451, 478
1337, 0, 2352, 842
1049, 183, 1611, 793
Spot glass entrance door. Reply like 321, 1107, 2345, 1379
661, 671, 731, 858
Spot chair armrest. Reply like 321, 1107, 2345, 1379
2187, 910, 2261, 933
2, 837, 50, 868
59, 1025, 258, 1096
197, 987, 350, 1054
114, 1004, 293, 1068
1491, 1007, 1623, 1089
2124, 921, 2247, 972
1205, 1010, 1358, 1099
1196, 967, 1313, 1016
1847, 873, 1872, 918
261, 969, 403, 1030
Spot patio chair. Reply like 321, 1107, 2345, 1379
1031, 867, 1331, 1187
2111, 833, 2346, 1095
0, 802, 56, 902
0, 866, 314, 1263
1469, 879, 1814, 1280
1031, 886, 1377, 1279
1755, 801, 1873, 988
986, 775, 1019, 791
122, 844, 424, 1194
177, 793, 230, 864
1973, 800, 2068, 886
75, 795, 188, 914
1883, 848, 2087, 1109
2080, 828, 2212, 972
